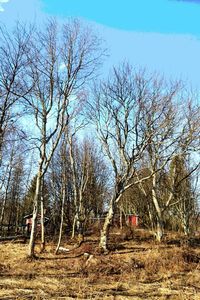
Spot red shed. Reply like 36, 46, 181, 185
127, 214, 139, 227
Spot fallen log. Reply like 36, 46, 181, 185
0, 235, 27, 243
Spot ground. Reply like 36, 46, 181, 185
0, 228, 200, 299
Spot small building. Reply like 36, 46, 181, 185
127, 214, 139, 227
23, 214, 49, 234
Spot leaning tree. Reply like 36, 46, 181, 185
88, 64, 165, 252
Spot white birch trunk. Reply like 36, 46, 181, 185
99, 197, 115, 253
55, 171, 66, 254
152, 174, 164, 242
28, 172, 41, 258
71, 213, 77, 239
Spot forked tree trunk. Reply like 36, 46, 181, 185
68, 135, 88, 242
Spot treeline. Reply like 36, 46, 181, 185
0, 20, 199, 256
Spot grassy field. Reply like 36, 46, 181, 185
0, 229, 200, 300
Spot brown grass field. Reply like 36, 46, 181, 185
0, 228, 200, 300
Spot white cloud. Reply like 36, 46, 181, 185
0, 0, 9, 12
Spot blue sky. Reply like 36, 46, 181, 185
42, 0, 200, 35
1, 0, 200, 88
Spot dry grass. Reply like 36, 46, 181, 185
0, 229, 200, 299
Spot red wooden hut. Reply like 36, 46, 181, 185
127, 214, 139, 227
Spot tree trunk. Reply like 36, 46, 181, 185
68, 136, 79, 240
183, 223, 190, 236
40, 179, 45, 253
155, 217, 164, 242
119, 208, 123, 229
15, 200, 20, 234
77, 192, 85, 244
99, 197, 115, 253
55, 174, 66, 254
152, 174, 164, 242
0, 196, 7, 233
0, 164, 12, 233
28, 173, 41, 258
147, 203, 154, 232
71, 213, 77, 239
182, 212, 190, 236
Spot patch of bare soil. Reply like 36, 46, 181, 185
0, 229, 200, 299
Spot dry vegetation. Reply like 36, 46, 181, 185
0, 228, 200, 300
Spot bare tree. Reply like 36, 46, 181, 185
88, 64, 159, 253
137, 87, 200, 240
0, 137, 26, 235
169, 154, 198, 235
0, 146, 14, 232
0, 23, 32, 166
68, 134, 88, 241
23, 19, 103, 257
49, 131, 109, 248
167, 101, 200, 235
139, 79, 180, 240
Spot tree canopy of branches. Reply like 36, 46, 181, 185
87, 63, 200, 251
0, 20, 199, 257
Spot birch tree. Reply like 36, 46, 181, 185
137, 88, 200, 240
68, 136, 109, 242
24, 19, 103, 257
140, 80, 180, 241
88, 64, 159, 253
49, 134, 108, 245
170, 155, 197, 235
168, 102, 200, 235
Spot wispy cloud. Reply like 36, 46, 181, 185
0, 0, 9, 12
